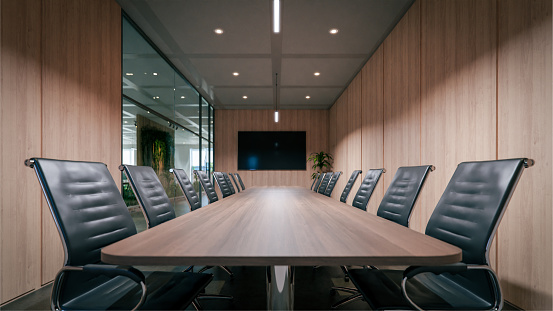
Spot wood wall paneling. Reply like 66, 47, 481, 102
420, 0, 497, 234
328, 104, 337, 195
41, 0, 121, 284
497, 0, 552, 308
334, 93, 348, 197
0, 0, 42, 303
215, 109, 328, 189
344, 73, 363, 202
360, 46, 384, 210
383, 0, 422, 227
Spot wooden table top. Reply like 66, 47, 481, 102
102, 187, 461, 266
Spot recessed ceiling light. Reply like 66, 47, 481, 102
233, 72, 239, 76
243, 96, 248, 99
153, 72, 158, 76
214, 28, 224, 34
329, 28, 339, 34
125, 73, 133, 76
306, 96, 311, 99
181, 96, 185, 99
273, 0, 280, 33
124, 121, 128, 123
314, 72, 320, 76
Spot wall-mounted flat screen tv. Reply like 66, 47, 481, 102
238, 131, 306, 170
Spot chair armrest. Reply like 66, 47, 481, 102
403, 263, 468, 279
51, 265, 147, 311
400, 264, 503, 311
83, 264, 145, 283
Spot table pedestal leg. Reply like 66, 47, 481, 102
266, 265, 294, 310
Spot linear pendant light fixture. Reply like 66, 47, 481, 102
273, 0, 280, 33
275, 73, 279, 123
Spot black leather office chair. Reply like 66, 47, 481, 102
26, 158, 213, 311
234, 173, 246, 190
324, 171, 342, 197
171, 168, 235, 279
333, 158, 533, 310
228, 173, 241, 193
333, 165, 434, 303
213, 172, 233, 198
340, 170, 362, 203
376, 165, 434, 227
317, 172, 333, 194
351, 169, 385, 211
310, 172, 321, 190
223, 172, 236, 194
122, 165, 234, 280
313, 172, 324, 192
194, 170, 219, 203
170, 168, 202, 211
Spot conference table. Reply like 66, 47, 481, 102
101, 187, 462, 310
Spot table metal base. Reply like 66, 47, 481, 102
266, 266, 295, 310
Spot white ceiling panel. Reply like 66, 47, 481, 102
214, 87, 274, 108
280, 87, 343, 109
189, 58, 273, 86
281, 58, 365, 86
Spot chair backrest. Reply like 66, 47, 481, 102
234, 173, 246, 190
426, 159, 529, 265
194, 170, 219, 203
340, 170, 362, 203
317, 172, 333, 194
376, 165, 434, 227
228, 173, 241, 192
29, 158, 137, 267
171, 168, 202, 211
223, 172, 236, 194
313, 173, 324, 192
213, 172, 233, 198
424, 158, 531, 306
310, 173, 320, 190
351, 169, 385, 211
324, 171, 342, 197
120, 165, 175, 228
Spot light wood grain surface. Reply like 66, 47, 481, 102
102, 187, 461, 267
497, 0, 552, 308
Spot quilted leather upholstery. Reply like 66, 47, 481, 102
121, 165, 175, 228
228, 173, 241, 192
376, 165, 433, 227
310, 173, 319, 190
317, 172, 333, 194
171, 168, 202, 211
235, 173, 246, 190
351, 169, 384, 211
34, 158, 137, 266
313, 173, 324, 192
340, 170, 362, 203
324, 171, 342, 197
223, 172, 236, 194
194, 170, 219, 203
213, 172, 232, 198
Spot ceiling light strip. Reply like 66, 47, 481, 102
273, 0, 280, 33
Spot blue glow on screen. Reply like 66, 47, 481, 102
247, 156, 259, 170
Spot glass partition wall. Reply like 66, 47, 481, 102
122, 15, 214, 217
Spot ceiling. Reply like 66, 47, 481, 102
117, 0, 414, 110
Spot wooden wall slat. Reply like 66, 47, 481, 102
360, 46, 384, 210
383, 0, 422, 226
0, 0, 42, 303
214, 109, 328, 188
343, 73, 363, 201
41, 0, 121, 284
420, 0, 497, 232
497, 0, 552, 308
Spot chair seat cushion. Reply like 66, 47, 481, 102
62, 271, 212, 310
348, 268, 494, 310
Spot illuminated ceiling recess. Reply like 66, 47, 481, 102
117, 0, 415, 109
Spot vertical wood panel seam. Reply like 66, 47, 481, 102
494, 0, 500, 273
419, 0, 423, 231
39, 0, 45, 285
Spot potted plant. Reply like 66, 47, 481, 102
307, 151, 333, 180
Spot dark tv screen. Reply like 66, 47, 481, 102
238, 131, 306, 170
